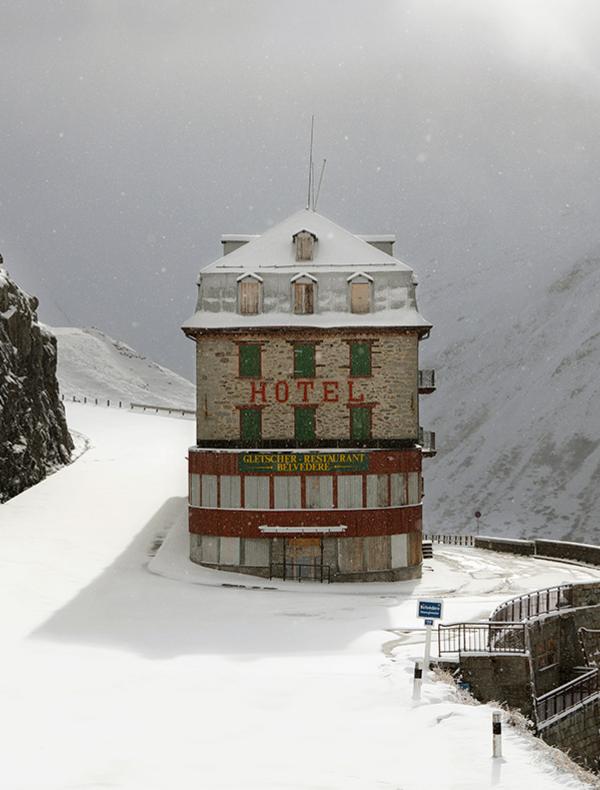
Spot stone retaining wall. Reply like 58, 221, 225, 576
538, 695, 600, 771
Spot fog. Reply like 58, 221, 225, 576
2, 0, 600, 377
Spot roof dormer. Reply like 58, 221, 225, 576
236, 272, 263, 315
292, 229, 318, 262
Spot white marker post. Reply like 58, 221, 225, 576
412, 660, 423, 701
416, 598, 444, 683
492, 712, 502, 758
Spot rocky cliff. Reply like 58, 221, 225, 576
0, 260, 73, 502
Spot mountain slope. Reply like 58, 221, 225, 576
52, 326, 195, 410
0, 268, 72, 502
421, 245, 600, 542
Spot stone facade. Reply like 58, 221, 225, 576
195, 329, 418, 446
182, 209, 434, 582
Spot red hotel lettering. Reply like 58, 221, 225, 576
322, 381, 339, 402
296, 380, 315, 402
348, 380, 365, 402
250, 380, 267, 404
275, 380, 289, 402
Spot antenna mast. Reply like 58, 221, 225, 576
306, 115, 315, 210
314, 158, 327, 211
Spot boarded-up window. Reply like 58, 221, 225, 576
243, 538, 270, 566
294, 230, 316, 261
337, 475, 363, 508
201, 536, 220, 564
239, 280, 260, 315
239, 344, 261, 377
294, 282, 314, 314
408, 472, 421, 504
189, 473, 201, 507
390, 473, 406, 506
294, 344, 315, 377
244, 476, 270, 509
408, 531, 422, 566
366, 474, 388, 507
391, 534, 408, 568
306, 476, 333, 509
338, 537, 364, 573
219, 537, 240, 565
220, 475, 241, 508
274, 476, 301, 509
240, 408, 261, 442
294, 407, 316, 442
351, 282, 371, 314
350, 406, 371, 441
201, 475, 217, 508
364, 536, 390, 570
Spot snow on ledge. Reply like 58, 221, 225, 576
259, 525, 347, 534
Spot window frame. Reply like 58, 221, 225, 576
349, 341, 372, 378
238, 343, 262, 378
239, 407, 262, 442
350, 405, 372, 441
237, 273, 263, 315
294, 405, 317, 443
293, 343, 316, 378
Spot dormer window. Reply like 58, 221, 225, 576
237, 272, 263, 315
292, 229, 318, 262
347, 272, 374, 314
291, 273, 317, 315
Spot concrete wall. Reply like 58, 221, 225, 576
536, 539, 600, 566
538, 696, 600, 771
195, 330, 419, 444
475, 536, 535, 555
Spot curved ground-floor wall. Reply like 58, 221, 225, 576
188, 447, 424, 582
190, 532, 422, 582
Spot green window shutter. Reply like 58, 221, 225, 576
241, 409, 261, 441
350, 407, 370, 441
350, 342, 371, 376
239, 345, 261, 377
295, 407, 316, 442
294, 344, 315, 377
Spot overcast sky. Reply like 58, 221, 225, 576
2, 0, 600, 377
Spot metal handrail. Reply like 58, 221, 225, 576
438, 621, 527, 655
490, 584, 573, 623
423, 534, 475, 547
269, 562, 331, 583
536, 668, 599, 723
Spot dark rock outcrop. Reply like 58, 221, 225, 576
0, 262, 73, 502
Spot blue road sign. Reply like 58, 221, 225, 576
424, 618, 434, 626
417, 599, 443, 620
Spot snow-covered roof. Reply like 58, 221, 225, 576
203, 209, 412, 274
182, 208, 432, 333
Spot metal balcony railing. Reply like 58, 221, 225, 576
438, 622, 527, 655
418, 427, 436, 456
418, 369, 436, 393
490, 585, 574, 623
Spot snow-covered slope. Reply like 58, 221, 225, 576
421, 236, 600, 542
0, 403, 597, 789
52, 326, 195, 409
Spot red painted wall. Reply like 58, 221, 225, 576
188, 504, 422, 538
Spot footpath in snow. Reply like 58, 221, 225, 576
0, 403, 599, 789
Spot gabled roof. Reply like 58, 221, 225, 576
202, 208, 412, 274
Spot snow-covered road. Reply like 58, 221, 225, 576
1, 404, 599, 789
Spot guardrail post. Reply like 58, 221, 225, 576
492, 712, 502, 758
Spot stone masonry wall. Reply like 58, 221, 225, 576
538, 696, 600, 770
195, 329, 419, 443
